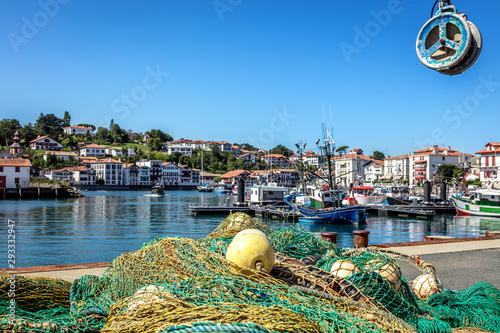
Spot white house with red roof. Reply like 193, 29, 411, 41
262, 154, 291, 169
44, 168, 74, 184
363, 160, 385, 183
91, 158, 124, 185
162, 162, 180, 186
334, 149, 372, 187
43, 151, 80, 162
29, 136, 62, 150
384, 155, 410, 182
105, 147, 123, 157
123, 163, 140, 186
80, 144, 106, 157
66, 166, 96, 185
408, 145, 470, 185
0, 158, 31, 188
237, 152, 257, 165
475, 142, 500, 186
63, 125, 94, 136
136, 160, 163, 185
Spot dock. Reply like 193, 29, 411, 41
189, 205, 252, 216
189, 204, 302, 221
367, 205, 436, 218
252, 205, 302, 220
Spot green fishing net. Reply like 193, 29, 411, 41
0, 212, 499, 333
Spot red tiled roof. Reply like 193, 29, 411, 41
334, 154, 372, 160
0, 159, 31, 167
476, 147, 500, 154
63, 125, 93, 130
264, 154, 287, 159
221, 170, 250, 178
385, 155, 409, 160
29, 136, 60, 143
81, 144, 105, 149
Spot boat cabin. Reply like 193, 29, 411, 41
250, 184, 289, 205
351, 186, 375, 196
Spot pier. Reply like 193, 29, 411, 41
366, 205, 437, 218
189, 204, 302, 220
1, 186, 82, 199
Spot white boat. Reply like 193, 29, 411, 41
451, 189, 500, 217
344, 186, 387, 205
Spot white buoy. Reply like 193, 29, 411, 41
412, 273, 442, 301
330, 259, 360, 278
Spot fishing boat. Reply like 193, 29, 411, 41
284, 190, 366, 224
344, 186, 388, 206
451, 189, 500, 216
197, 184, 213, 192
297, 216, 330, 224
150, 186, 165, 196
216, 186, 230, 194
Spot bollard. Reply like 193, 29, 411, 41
353, 230, 370, 248
321, 232, 338, 244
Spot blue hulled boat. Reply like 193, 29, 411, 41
285, 193, 366, 224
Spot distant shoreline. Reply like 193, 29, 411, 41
74, 184, 198, 191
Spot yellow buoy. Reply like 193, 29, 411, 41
365, 259, 402, 291
226, 229, 275, 273
330, 259, 360, 278
232, 228, 267, 241
412, 273, 442, 301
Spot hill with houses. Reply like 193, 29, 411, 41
0, 113, 496, 190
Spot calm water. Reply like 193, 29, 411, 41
1, 190, 500, 268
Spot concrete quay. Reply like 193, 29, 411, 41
3, 235, 500, 291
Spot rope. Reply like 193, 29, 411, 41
158, 322, 277, 333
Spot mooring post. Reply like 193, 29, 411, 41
353, 230, 370, 248
321, 232, 338, 244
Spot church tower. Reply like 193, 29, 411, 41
9, 130, 24, 158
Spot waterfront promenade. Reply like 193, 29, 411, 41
8, 236, 500, 291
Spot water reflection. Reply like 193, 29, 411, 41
1, 190, 499, 268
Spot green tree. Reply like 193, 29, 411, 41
34, 113, 64, 138
336, 146, 349, 155
148, 129, 173, 142
237, 143, 258, 151
19, 123, 37, 144
62, 111, 71, 127
437, 164, 462, 183
95, 127, 110, 144
373, 151, 385, 160
0, 118, 20, 145
213, 176, 222, 184
147, 137, 163, 151
269, 144, 293, 157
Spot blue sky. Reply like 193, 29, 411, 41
1, 0, 499, 157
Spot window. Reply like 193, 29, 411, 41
0, 167, 3, 172
15, 178, 19, 184
15, 167, 20, 172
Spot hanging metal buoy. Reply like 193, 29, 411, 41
416, 1, 482, 75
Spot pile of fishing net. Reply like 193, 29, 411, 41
1, 212, 500, 332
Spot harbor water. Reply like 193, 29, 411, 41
1, 190, 500, 268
